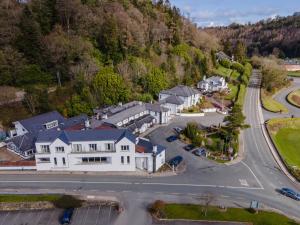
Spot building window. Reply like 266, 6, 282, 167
127, 156, 130, 164
55, 147, 65, 153
41, 145, 50, 153
105, 143, 113, 151
45, 120, 58, 129
121, 156, 124, 164
73, 144, 82, 152
81, 157, 109, 164
54, 157, 57, 165
121, 145, 129, 151
89, 144, 97, 151
62, 157, 66, 165
39, 158, 50, 163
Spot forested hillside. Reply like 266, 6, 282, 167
0, 0, 221, 120
205, 13, 300, 58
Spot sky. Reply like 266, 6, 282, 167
169, 0, 300, 27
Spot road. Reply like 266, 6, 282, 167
0, 70, 299, 225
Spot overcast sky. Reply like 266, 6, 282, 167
169, 0, 300, 27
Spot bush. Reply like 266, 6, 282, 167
231, 62, 245, 74
184, 122, 199, 140
53, 195, 84, 209
219, 59, 232, 68
149, 200, 166, 217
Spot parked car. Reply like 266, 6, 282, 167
60, 208, 74, 225
173, 127, 183, 134
168, 155, 183, 167
279, 188, 300, 201
194, 148, 207, 157
166, 135, 178, 142
184, 144, 195, 151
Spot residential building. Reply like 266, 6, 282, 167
159, 85, 201, 114
35, 129, 165, 172
5, 111, 88, 159
216, 51, 233, 62
197, 76, 228, 93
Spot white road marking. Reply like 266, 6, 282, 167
95, 205, 101, 225
239, 179, 249, 187
0, 212, 9, 225
241, 161, 264, 189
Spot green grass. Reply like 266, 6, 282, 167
287, 89, 300, 108
261, 90, 288, 113
0, 194, 62, 203
230, 70, 241, 81
288, 71, 300, 77
213, 65, 232, 77
236, 84, 246, 106
225, 83, 239, 101
162, 204, 299, 225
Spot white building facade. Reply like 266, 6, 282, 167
197, 76, 228, 93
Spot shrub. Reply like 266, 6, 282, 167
53, 195, 84, 209
149, 200, 166, 217
219, 59, 232, 68
231, 62, 245, 74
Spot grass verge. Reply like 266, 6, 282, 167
287, 89, 300, 108
267, 118, 300, 180
261, 89, 288, 113
214, 66, 232, 77
225, 83, 238, 101
236, 84, 246, 106
150, 202, 299, 225
288, 71, 300, 77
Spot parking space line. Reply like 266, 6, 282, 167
45, 209, 56, 225
72, 208, 80, 225
82, 207, 90, 225
11, 210, 20, 225
95, 205, 101, 225
107, 205, 112, 224
0, 212, 9, 225
34, 210, 44, 225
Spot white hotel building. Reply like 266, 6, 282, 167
35, 129, 165, 172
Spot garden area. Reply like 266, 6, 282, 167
149, 201, 299, 225
261, 89, 288, 113
287, 89, 300, 108
267, 118, 300, 181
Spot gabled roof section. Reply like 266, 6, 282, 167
145, 103, 169, 112
160, 85, 199, 97
17, 111, 65, 134
136, 138, 165, 155
61, 114, 88, 130
161, 95, 184, 105
6, 133, 36, 153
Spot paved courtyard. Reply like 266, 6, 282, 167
0, 205, 118, 225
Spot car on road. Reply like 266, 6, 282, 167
173, 127, 183, 134
166, 135, 178, 142
168, 155, 183, 167
60, 208, 74, 225
279, 188, 300, 201
193, 148, 207, 157
184, 144, 195, 151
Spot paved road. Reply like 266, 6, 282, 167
0, 71, 299, 225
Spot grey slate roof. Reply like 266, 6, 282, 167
145, 103, 169, 112
61, 114, 88, 129
6, 133, 36, 153
126, 115, 155, 133
136, 138, 165, 155
36, 129, 136, 144
160, 85, 199, 97
161, 95, 184, 105
17, 111, 65, 134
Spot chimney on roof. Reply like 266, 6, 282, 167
84, 119, 90, 130
135, 137, 139, 145
153, 145, 157, 154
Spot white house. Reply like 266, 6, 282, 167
159, 85, 201, 114
197, 76, 228, 93
35, 129, 165, 173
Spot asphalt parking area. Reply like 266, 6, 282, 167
0, 205, 118, 225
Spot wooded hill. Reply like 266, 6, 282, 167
0, 0, 221, 118
205, 13, 300, 58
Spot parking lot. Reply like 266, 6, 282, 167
0, 205, 118, 225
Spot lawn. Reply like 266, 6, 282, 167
288, 71, 300, 77
230, 70, 241, 81
225, 83, 239, 101
267, 118, 300, 180
287, 89, 300, 108
261, 90, 288, 113
236, 84, 246, 106
161, 204, 299, 225
0, 194, 62, 203
213, 65, 232, 77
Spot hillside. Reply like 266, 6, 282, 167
0, 0, 220, 122
205, 13, 300, 58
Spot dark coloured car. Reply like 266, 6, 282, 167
279, 188, 300, 201
194, 148, 207, 157
60, 208, 74, 225
168, 155, 183, 167
184, 144, 195, 151
166, 135, 178, 142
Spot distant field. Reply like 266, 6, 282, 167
214, 66, 232, 77
288, 71, 300, 77
287, 89, 300, 108
267, 118, 300, 180
261, 90, 288, 113
159, 203, 299, 225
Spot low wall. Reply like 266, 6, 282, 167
0, 166, 36, 170
179, 113, 205, 117
284, 64, 300, 71
202, 108, 217, 113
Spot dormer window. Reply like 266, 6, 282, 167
44, 120, 58, 129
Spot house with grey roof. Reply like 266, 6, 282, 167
5, 111, 88, 159
197, 76, 228, 93
35, 129, 165, 172
159, 85, 201, 114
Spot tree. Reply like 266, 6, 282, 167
93, 67, 129, 106
17, 64, 52, 86
141, 67, 168, 97
65, 94, 92, 117
224, 105, 249, 135
234, 41, 247, 63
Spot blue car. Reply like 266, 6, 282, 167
168, 155, 183, 167
166, 135, 178, 142
60, 208, 74, 224
279, 188, 300, 201
194, 148, 207, 157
